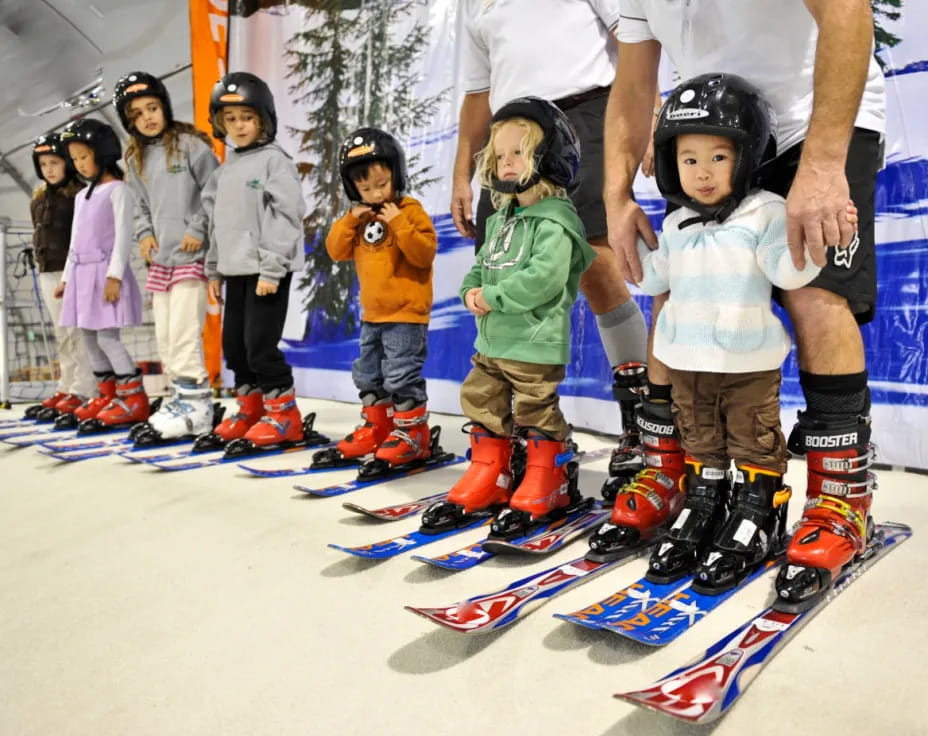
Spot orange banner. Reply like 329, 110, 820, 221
189, 0, 228, 387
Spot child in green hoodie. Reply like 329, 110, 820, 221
420, 97, 595, 539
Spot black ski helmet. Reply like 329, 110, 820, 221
209, 72, 277, 143
60, 117, 122, 196
31, 133, 75, 184
338, 128, 408, 202
112, 71, 174, 138
488, 96, 581, 193
653, 72, 777, 223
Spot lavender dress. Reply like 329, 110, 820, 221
59, 180, 142, 330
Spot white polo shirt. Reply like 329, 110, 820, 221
462, 0, 622, 113
618, 0, 886, 152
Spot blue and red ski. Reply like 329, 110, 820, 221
293, 455, 466, 497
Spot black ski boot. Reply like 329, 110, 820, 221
646, 460, 730, 584
693, 465, 791, 594
600, 362, 647, 506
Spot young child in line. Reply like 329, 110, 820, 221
113, 71, 219, 442
25, 133, 95, 421
55, 117, 149, 430
599, 73, 859, 594
420, 97, 595, 536
325, 128, 438, 466
200, 71, 305, 449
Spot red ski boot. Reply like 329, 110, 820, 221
375, 404, 430, 466
420, 424, 514, 533
775, 415, 874, 612
490, 429, 584, 539
25, 391, 68, 419
55, 375, 116, 429
240, 387, 303, 447
83, 373, 150, 432
193, 386, 264, 451
336, 398, 394, 459
588, 400, 687, 560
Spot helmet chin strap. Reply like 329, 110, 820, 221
677, 196, 740, 229
490, 171, 540, 194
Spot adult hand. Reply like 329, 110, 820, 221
208, 279, 223, 304
451, 177, 477, 239
103, 277, 121, 303
255, 279, 278, 296
607, 197, 658, 284
379, 201, 401, 223
180, 234, 203, 253
139, 235, 159, 263
785, 160, 853, 270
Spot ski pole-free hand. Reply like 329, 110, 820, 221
103, 277, 121, 303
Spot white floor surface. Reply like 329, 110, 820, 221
1, 398, 925, 736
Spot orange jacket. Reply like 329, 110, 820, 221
325, 196, 437, 324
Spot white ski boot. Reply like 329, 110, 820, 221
138, 380, 215, 444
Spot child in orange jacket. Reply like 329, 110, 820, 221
325, 128, 438, 467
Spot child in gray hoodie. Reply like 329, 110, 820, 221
114, 71, 219, 443
200, 72, 306, 451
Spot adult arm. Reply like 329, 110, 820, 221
450, 92, 492, 238
788, 0, 874, 269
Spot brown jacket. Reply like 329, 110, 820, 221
30, 181, 81, 272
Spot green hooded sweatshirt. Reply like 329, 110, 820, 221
460, 196, 596, 365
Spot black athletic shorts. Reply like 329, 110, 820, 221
760, 127, 884, 325
475, 89, 609, 251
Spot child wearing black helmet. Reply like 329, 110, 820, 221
419, 96, 596, 539
198, 72, 306, 454
22, 134, 96, 422
55, 117, 150, 432
113, 71, 219, 445
593, 73, 856, 594
323, 128, 438, 469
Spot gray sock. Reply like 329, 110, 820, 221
594, 300, 648, 368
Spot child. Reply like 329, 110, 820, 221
420, 96, 595, 538
113, 71, 219, 442
55, 117, 149, 431
324, 128, 437, 467
24, 134, 95, 421
199, 72, 305, 451
595, 73, 858, 594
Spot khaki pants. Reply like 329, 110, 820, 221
460, 353, 569, 440
151, 279, 208, 384
38, 271, 95, 395
669, 368, 787, 474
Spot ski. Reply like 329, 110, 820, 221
597, 553, 783, 645
404, 543, 653, 635
614, 522, 911, 724
0, 426, 62, 444
341, 491, 451, 521
293, 455, 466, 497
39, 434, 127, 453
412, 504, 609, 571
328, 518, 492, 560
38, 436, 190, 463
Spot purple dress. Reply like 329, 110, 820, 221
59, 180, 142, 330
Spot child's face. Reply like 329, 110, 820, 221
675, 133, 736, 207
493, 121, 528, 183
68, 142, 98, 180
221, 105, 261, 148
353, 162, 395, 206
38, 154, 67, 185
126, 96, 166, 138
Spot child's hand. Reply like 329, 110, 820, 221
139, 235, 159, 263
103, 277, 121, 303
54, 283, 65, 299
180, 234, 203, 253
256, 279, 278, 296
351, 204, 372, 219
379, 202, 401, 223
474, 289, 491, 313
465, 288, 488, 316
208, 279, 223, 305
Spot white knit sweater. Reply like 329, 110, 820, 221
637, 190, 821, 373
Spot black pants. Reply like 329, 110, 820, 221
222, 273, 294, 392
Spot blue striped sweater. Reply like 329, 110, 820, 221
637, 190, 821, 373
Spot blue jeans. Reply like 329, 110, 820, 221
352, 322, 428, 404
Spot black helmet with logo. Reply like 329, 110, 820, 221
31, 133, 75, 184
489, 96, 581, 193
338, 128, 408, 202
654, 72, 777, 223
60, 117, 123, 195
113, 71, 174, 138
209, 72, 277, 143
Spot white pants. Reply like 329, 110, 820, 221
151, 279, 208, 384
38, 271, 95, 396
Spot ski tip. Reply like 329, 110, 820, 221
613, 690, 721, 724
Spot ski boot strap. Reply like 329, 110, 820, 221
800, 495, 869, 547
394, 410, 428, 428
115, 382, 143, 398
384, 429, 421, 455
809, 471, 875, 500
263, 396, 297, 412
807, 444, 874, 475
624, 468, 678, 510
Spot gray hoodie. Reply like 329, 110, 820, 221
125, 132, 219, 268
202, 142, 306, 285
